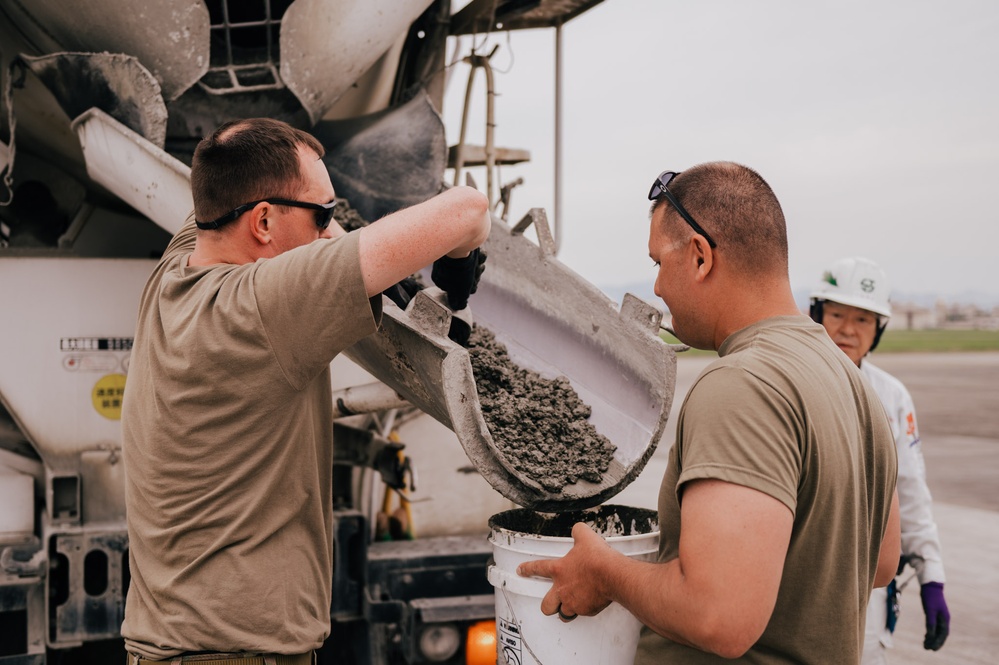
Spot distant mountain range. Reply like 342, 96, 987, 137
598, 283, 999, 313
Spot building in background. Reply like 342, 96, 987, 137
889, 301, 999, 331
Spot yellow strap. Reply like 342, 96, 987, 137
378, 430, 415, 540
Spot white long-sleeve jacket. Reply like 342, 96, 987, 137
861, 360, 946, 584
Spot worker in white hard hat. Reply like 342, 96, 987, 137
810, 257, 949, 664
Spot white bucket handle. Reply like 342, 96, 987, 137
491, 565, 551, 665
488, 564, 554, 598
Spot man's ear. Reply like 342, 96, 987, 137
247, 202, 273, 245
691, 235, 714, 282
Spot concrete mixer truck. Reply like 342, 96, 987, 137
0, 1, 676, 663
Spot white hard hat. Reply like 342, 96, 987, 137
809, 257, 891, 319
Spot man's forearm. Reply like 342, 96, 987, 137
600, 555, 759, 658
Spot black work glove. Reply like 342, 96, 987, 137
431, 248, 486, 311
382, 276, 422, 309
447, 308, 473, 347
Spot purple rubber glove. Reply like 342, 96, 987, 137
920, 582, 949, 650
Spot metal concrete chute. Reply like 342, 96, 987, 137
470, 209, 674, 510
21, 53, 169, 148
346, 209, 675, 511
280, 0, 436, 125
0, 0, 209, 101
71, 108, 192, 236
0, 51, 172, 216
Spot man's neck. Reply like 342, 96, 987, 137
189, 237, 254, 267
712, 280, 802, 349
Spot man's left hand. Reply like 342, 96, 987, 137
920, 581, 949, 650
516, 522, 616, 620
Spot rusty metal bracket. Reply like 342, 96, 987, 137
511, 207, 556, 258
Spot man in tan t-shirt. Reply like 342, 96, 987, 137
519, 162, 901, 664
121, 118, 490, 663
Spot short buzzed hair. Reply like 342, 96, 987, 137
191, 118, 325, 228
654, 162, 788, 275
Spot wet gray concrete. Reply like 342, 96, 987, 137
468, 326, 616, 491
614, 351, 999, 664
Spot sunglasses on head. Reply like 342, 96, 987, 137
648, 171, 717, 248
196, 198, 338, 230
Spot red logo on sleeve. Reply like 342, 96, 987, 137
905, 412, 917, 438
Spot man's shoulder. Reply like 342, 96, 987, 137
717, 317, 843, 381
685, 355, 790, 415
720, 315, 821, 353
163, 217, 199, 257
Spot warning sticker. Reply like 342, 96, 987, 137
497, 618, 522, 665
61, 337, 133, 352
63, 355, 120, 372
92, 374, 127, 420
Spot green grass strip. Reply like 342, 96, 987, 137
659, 328, 999, 354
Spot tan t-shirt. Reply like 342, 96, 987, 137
121, 221, 381, 659
636, 316, 896, 665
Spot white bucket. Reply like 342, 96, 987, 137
487, 505, 659, 665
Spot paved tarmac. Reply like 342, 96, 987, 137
615, 351, 999, 664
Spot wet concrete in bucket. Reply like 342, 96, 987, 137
490, 505, 658, 538
468, 326, 617, 493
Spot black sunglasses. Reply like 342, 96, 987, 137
647, 171, 717, 248
196, 198, 338, 230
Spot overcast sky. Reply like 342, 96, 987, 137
442, 0, 999, 304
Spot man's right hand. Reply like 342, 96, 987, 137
358, 186, 490, 298
431, 248, 486, 311
447, 307, 473, 346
